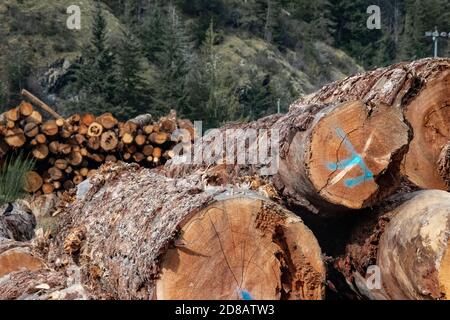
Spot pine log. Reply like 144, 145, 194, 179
48, 167, 63, 181
87, 137, 100, 150
18, 101, 34, 117
23, 122, 39, 138
35, 134, 47, 144
97, 113, 118, 130
41, 120, 59, 136
134, 134, 146, 146
0, 241, 44, 279
121, 133, 133, 144
26, 111, 43, 124
68, 151, 83, 167
48, 141, 60, 154
100, 131, 118, 151
32, 144, 49, 160
42, 183, 55, 194
29, 162, 326, 300
87, 122, 103, 137
5, 108, 20, 122
81, 113, 96, 126
334, 190, 450, 300
167, 100, 411, 212
4, 128, 26, 148
129, 114, 153, 128
54, 159, 68, 170
149, 132, 168, 145
24, 171, 43, 193
294, 58, 450, 190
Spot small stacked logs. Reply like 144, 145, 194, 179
0, 100, 194, 196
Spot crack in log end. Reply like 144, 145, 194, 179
272, 225, 324, 300
438, 143, 450, 190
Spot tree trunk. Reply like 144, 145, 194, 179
334, 190, 450, 300
167, 100, 411, 213
294, 58, 450, 190
17, 162, 324, 300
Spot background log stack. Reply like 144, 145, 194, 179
0, 93, 194, 197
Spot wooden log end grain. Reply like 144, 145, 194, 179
402, 70, 450, 190
18, 101, 34, 117
0, 246, 44, 279
49, 163, 325, 300
278, 101, 410, 211
156, 195, 325, 300
4, 128, 26, 148
24, 171, 43, 193
335, 190, 450, 300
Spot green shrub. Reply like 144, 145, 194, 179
0, 154, 35, 206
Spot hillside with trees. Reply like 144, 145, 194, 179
0, 0, 448, 128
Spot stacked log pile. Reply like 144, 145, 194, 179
0, 91, 194, 196
0, 58, 449, 300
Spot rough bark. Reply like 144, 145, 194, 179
0, 202, 36, 242
0, 162, 325, 300
293, 58, 450, 190
167, 100, 411, 213
334, 190, 450, 300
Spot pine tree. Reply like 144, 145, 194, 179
187, 21, 240, 129
114, 28, 148, 119
140, 5, 165, 62
152, 6, 192, 116
71, 2, 119, 114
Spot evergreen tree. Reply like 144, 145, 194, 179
70, 2, 119, 115
152, 6, 192, 116
114, 28, 148, 119
187, 21, 240, 129
140, 5, 165, 62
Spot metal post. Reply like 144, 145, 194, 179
426, 27, 449, 58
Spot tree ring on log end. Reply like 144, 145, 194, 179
308, 101, 409, 209
403, 71, 450, 190
156, 196, 325, 300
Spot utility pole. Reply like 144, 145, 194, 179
425, 27, 450, 58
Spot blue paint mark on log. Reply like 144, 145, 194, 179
239, 289, 253, 300
326, 128, 374, 188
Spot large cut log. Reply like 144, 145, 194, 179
167, 100, 411, 213
0, 240, 44, 279
294, 58, 450, 190
39, 162, 325, 300
334, 190, 450, 300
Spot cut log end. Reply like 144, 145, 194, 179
376, 190, 450, 300
0, 248, 44, 279
156, 196, 325, 300
403, 71, 450, 190
306, 101, 409, 209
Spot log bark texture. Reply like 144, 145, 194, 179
0, 162, 325, 300
293, 58, 450, 190
334, 190, 450, 300
167, 100, 411, 213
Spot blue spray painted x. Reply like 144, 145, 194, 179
326, 128, 374, 188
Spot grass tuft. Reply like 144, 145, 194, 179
0, 153, 35, 206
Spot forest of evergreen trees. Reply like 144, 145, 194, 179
1, 0, 449, 128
